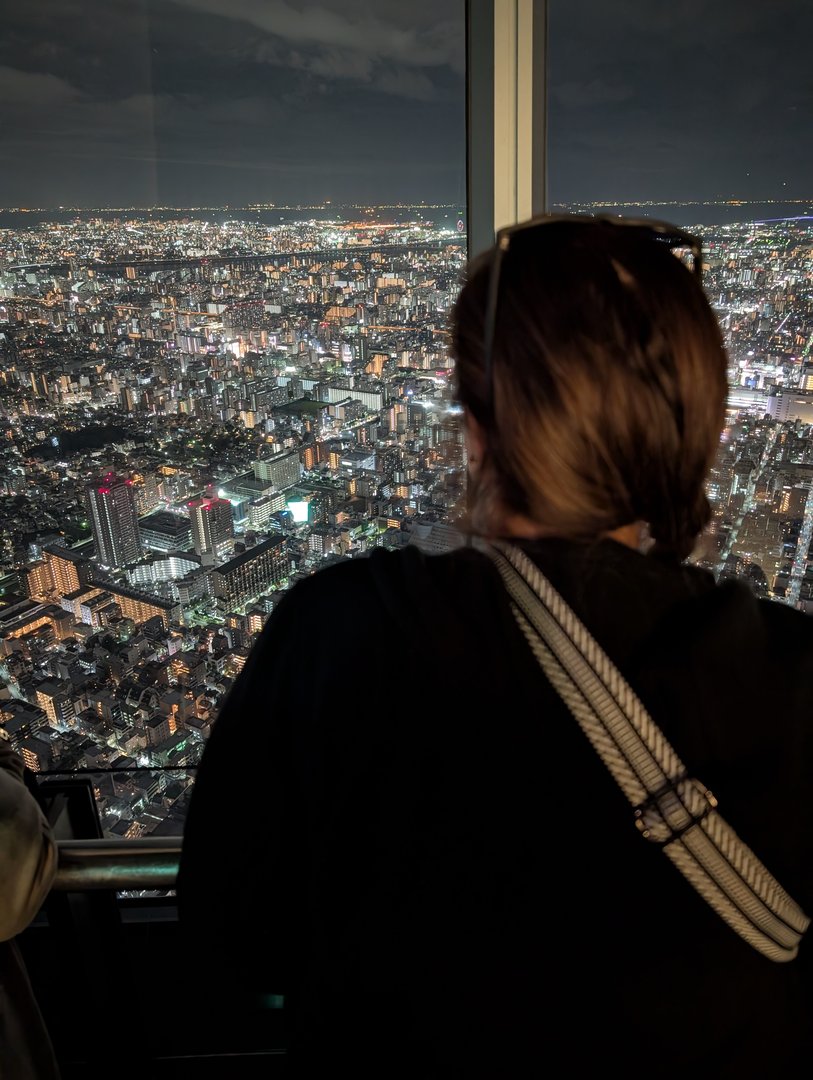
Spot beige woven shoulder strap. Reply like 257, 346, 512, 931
484, 540, 809, 962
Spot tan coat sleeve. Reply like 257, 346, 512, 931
0, 735, 57, 941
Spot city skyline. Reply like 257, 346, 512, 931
2, 209, 813, 839
1, 1, 811, 208
1, 0, 812, 837
0, 211, 470, 828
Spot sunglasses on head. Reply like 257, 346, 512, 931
481, 213, 704, 417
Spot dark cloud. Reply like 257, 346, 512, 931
0, 0, 810, 208
170, 0, 463, 73
549, 0, 813, 204
0, 0, 465, 207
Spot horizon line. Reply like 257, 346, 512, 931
2, 196, 813, 214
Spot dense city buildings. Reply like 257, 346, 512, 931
0, 207, 467, 835
2, 204, 812, 837
674, 217, 813, 610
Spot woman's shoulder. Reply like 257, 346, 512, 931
711, 569, 813, 648
271, 545, 498, 624
281, 545, 495, 600
754, 590, 813, 659
651, 567, 813, 670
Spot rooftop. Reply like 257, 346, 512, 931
214, 535, 286, 574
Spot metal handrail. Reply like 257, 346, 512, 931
54, 837, 182, 891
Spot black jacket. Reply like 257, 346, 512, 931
179, 540, 813, 1076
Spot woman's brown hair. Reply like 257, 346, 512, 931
451, 220, 729, 559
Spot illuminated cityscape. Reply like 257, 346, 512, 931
4, 0, 812, 1074
0, 207, 467, 835
689, 216, 813, 610
1, 204, 813, 835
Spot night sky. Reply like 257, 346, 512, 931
0, 0, 810, 209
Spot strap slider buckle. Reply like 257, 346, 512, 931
634, 779, 718, 845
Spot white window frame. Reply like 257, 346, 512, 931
467, 0, 548, 256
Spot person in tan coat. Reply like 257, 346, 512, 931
0, 727, 59, 1079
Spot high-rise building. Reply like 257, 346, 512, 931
26, 545, 90, 600
253, 450, 302, 491
46, 546, 89, 593
89, 579, 181, 629
211, 536, 288, 612
34, 679, 77, 726
138, 509, 193, 553
18, 736, 53, 773
188, 498, 234, 566
86, 474, 142, 569
25, 560, 53, 601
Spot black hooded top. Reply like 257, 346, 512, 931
178, 539, 813, 1076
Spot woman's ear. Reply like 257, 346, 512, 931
464, 410, 486, 476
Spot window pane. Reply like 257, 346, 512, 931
0, 1, 466, 835
549, 0, 813, 607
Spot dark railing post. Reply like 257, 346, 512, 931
32, 777, 126, 1069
